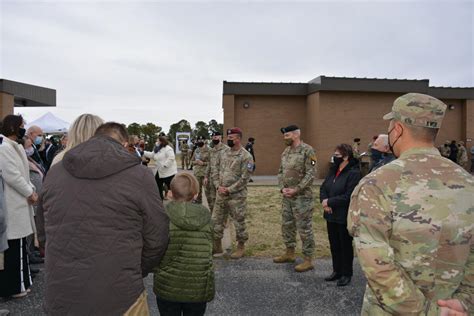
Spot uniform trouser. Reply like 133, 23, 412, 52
327, 221, 353, 277
195, 175, 208, 203
181, 152, 188, 169
281, 196, 315, 257
207, 183, 217, 214
212, 193, 248, 243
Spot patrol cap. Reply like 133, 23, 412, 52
197, 136, 206, 141
383, 93, 447, 129
227, 127, 242, 136
211, 131, 222, 137
280, 125, 299, 134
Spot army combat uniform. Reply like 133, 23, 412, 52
211, 146, 253, 246
278, 142, 317, 258
205, 141, 229, 213
179, 142, 190, 170
457, 142, 469, 170
348, 93, 474, 315
191, 144, 210, 204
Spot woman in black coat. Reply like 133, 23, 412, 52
320, 144, 361, 287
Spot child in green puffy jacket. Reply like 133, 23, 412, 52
153, 173, 215, 316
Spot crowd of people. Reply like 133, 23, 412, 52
0, 91, 472, 316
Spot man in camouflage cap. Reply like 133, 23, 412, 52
273, 125, 317, 273
348, 93, 473, 315
211, 127, 254, 259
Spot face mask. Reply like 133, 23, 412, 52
388, 125, 403, 158
34, 136, 43, 145
18, 128, 26, 139
227, 140, 235, 148
212, 139, 220, 145
284, 139, 293, 146
25, 147, 35, 157
333, 156, 344, 167
197, 142, 204, 147
371, 149, 383, 160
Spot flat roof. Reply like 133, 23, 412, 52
223, 76, 474, 100
0, 79, 56, 107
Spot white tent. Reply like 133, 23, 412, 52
26, 112, 70, 134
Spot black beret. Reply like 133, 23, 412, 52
280, 125, 299, 134
211, 131, 222, 137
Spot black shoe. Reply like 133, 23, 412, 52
29, 256, 44, 264
249, 179, 254, 183
324, 272, 341, 282
336, 276, 351, 287
30, 267, 40, 274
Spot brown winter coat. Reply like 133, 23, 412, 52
37, 136, 169, 316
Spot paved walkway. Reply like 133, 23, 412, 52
1, 258, 366, 315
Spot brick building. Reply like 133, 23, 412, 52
222, 76, 474, 178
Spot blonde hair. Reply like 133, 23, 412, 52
52, 114, 104, 165
170, 173, 199, 202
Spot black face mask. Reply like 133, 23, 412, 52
388, 126, 403, 158
371, 148, 384, 161
197, 142, 204, 147
333, 156, 344, 167
18, 127, 26, 139
212, 139, 220, 145
227, 140, 235, 148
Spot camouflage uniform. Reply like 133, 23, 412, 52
278, 142, 317, 257
179, 142, 190, 170
457, 142, 469, 170
205, 142, 229, 213
348, 93, 474, 315
211, 146, 253, 243
191, 144, 210, 203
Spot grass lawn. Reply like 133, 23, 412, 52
243, 186, 330, 259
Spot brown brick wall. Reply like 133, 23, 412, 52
230, 95, 307, 175
0, 92, 14, 119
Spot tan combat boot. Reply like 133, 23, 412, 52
295, 257, 314, 272
273, 248, 296, 263
213, 239, 223, 256
230, 242, 245, 259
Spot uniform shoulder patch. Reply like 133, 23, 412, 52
309, 154, 317, 166
247, 162, 255, 172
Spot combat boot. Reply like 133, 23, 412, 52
230, 242, 245, 259
273, 248, 296, 263
213, 239, 223, 255
295, 257, 314, 273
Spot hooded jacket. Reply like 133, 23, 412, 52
36, 136, 169, 316
154, 201, 215, 303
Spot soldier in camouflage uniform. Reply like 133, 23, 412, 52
190, 136, 210, 204
179, 140, 190, 170
273, 125, 317, 273
348, 93, 474, 315
439, 140, 451, 158
204, 132, 229, 213
457, 141, 469, 170
211, 127, 254, 259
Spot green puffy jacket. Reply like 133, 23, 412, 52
153, 201, 215, 303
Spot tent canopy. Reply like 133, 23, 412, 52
26, 112, 69, 134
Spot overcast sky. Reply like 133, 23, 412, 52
1, 0, 472, 132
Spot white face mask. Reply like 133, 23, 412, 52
25, 147, 35, 157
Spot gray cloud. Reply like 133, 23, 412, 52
1, 0, 472, 131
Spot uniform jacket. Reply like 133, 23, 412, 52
205, 142, 229, 183
211, 146, 253, 196
36, 136, 170, 316
348, 147, 474, 315
0, 135, 36, 240
144, 145, 177, 178
191, 145, 210, 177
278, 142, 316, 199
154, 201, 214, 303
320, 159, 361, 224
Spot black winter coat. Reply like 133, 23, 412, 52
320, 160, 361, 224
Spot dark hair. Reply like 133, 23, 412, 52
159, 136, 169, 146
353, 138, 361, 143
94, 122, 129, 143
335, 143, 354, 159
1, 115, 23, 137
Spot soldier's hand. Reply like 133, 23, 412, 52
438, 299, 467, 316
284, 188, 297, 198
203, 177, 208, 186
